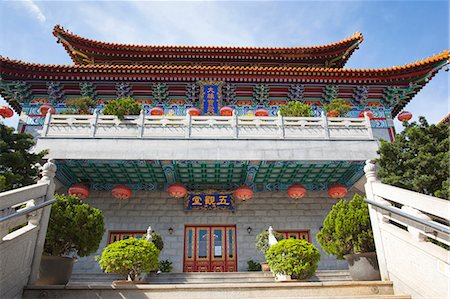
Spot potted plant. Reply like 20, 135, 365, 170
247, 259, 262, 271
102, 97, 141, 120
63, 96, 95, 115
159, 259, 173, 273
316, 193, 381, 281
255, 229, 284, 271
98, 237, 160, 282
265, 239, 320, 281
324, 99, 352, 117
279, 101, 311, 117
37, 194, 105, 285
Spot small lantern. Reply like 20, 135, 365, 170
167, 183, 187, 199
39, 104, 56, 115
150, 107, 164, 116
0, 106, 14, 118
398, 111, 412, 122
287, 184, 307, 199
112, 184, 132, 200
234, 185, 253, 201
326, 110, 339, 117
220, 106, 234, 116
255, 108, 269, 117
68, 184, 90, 200
187, 107, 201, 116
358, 110, 374, 119
327, 184, 348, 199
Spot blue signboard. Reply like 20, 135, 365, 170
199, 81, 223, 115
184, 192, 235, 211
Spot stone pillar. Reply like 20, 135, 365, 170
364, 159, 390, 280
28, 159, 57, 284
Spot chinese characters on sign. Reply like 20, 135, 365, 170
184, 192, 235, 211
199, 81, 223, 115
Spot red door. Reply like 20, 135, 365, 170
184, 225, 237, 272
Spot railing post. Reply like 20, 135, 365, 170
277, 111, 285, 139
322, 112, 330, 139
185, 112, 191, 138
41, 110, 52, 137
137, 109, 145, 138
364, 159, 390, 280
232, 110, 238, 138
401, 206, 432, 242
28, 159, 57, 284
90, 109, 99, 137
365, 112, 374, 140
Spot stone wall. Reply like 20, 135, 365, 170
73, 190, 357, 273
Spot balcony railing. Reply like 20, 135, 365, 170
40, 110, 374, 140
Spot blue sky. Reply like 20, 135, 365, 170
1, 0, 448, 131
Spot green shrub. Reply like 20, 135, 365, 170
279, 101, 311, 117
255, 229, 284, 254
316, 193, 375, 259
324, 99, 352, 117
44, 194, 104, 257
159, 259, 173, 272
102, 97, 141, 120
247, 259, 262, 271
98, 238, 160, 281
265, 239, 320, 279
150, 231, 164, 251
63, 96, 95, 115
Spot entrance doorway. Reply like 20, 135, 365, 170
183, 225, 237, 272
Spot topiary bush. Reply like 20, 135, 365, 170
279, 101, 311, 117
255, 229, 284, 255
63, 96, 95, 115
265, 239, 320, 279
324, 99, 352, 117
44, 194, 104, 257
102, 97, 141, 120
316, 193, 375, 259
149, 231, 164, 251
98, 238, 160, 281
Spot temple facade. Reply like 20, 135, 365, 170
0, 25, 448, 273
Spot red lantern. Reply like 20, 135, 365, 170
0, 106, 14, 118
112, 185, 132, 200
326, 110, 339, 117
287, 184, 307, 199
68, 184, 90, 200
358, 110, 374, 119
398, 111, 412, 122
234, 185, 254, 201
220, 106, 233, 116
167, 183, 187, 199
327, 184, 348, 199
187, 107, 201, 116
255, 108, 269, 117
39, 104, 56, 115
150, 107, 164, 116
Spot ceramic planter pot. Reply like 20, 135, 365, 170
36, 255, 76, 285
275, 273, 291, 281
344, 252, 381, 281
260, 262, 270, 272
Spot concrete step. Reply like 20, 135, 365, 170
23, 281, 408, 299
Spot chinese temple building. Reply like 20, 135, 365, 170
0, 25, 448, 273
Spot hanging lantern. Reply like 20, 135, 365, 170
187, 107, 201, 116
358, 110, 374, 119
150, 107, 164, 116
220, 106, 234, 116
255, 108, 269, 117
287, 184, 307, 199
167, 183, 187, 199
0, 106, 14, 118
39, 104, 56, 115
398, 111, 412, 122
326, 110, 339, 117
68, 184, 90, 200
111, 185, 132, 200
327, 184, 348, 199
234, 185, 254, 201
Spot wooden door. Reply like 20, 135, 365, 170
184, 225, 237, 272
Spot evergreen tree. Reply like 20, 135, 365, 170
377, 117, 449, 200
0, 124, 47, 192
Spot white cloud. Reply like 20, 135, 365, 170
22, 0, 46, 23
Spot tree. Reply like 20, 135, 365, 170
377, 117, 449, 200
279, 101, 311, 117
0, 124, 47, 192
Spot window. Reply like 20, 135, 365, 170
278, 230, 310, 242
108, 231, 146, 244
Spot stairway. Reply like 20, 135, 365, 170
23, 271, 411, 299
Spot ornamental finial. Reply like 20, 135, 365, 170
145, 226, 153, 242
40, 159, 57, 180
364, 159, 378, 182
